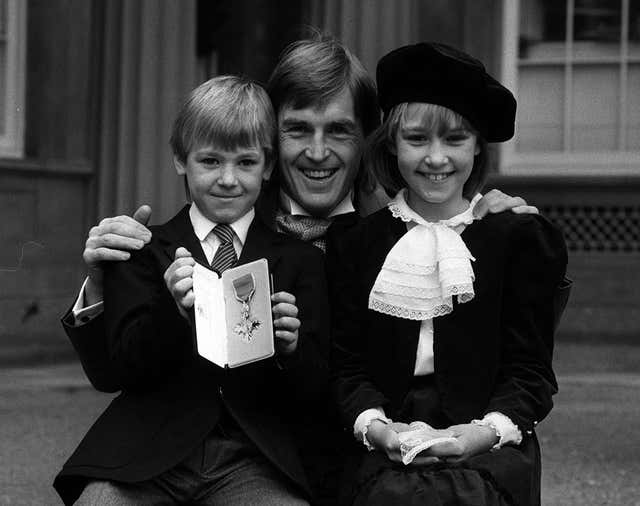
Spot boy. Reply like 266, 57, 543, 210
54, 76, 327, 505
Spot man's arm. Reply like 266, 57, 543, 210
82, 205, 153, 306
61, 205, 152, 392
473, 189, 538, 218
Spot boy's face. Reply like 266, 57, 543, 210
174, 145, 272, 224
277, 87, 364, 217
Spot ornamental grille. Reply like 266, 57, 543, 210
541, 205, 640, 253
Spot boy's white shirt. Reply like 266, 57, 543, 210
71, 204, 254, 324
189, 202, 253, 263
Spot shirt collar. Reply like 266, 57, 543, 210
280, 190, 355, 218
189, 203, 254, 246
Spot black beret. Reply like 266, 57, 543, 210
376, 42, 516, 142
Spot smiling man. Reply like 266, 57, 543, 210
251, 37, 385, 253
276, 87, 364, 217
61, 35, 535, 506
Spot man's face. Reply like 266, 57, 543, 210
277, 88, 364, 217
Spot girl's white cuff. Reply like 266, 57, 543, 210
472, 411, 523, 449
354, 408, 391, 451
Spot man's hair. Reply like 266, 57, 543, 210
266, 36, 379, 136
170, 75, 276, 164
366, 103, 489, 200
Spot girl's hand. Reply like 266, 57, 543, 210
429, 423, 498, 462
271, 291, 300, 356
367, 420, 440, 466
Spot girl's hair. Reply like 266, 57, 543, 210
170, 75, 276, 164
365, 103, 489, 200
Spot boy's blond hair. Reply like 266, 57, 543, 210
170, 76, 276, 164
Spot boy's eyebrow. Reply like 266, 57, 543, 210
192, 148, 219, 155
192, 147, 261, 156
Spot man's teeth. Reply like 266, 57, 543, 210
302, 169, 334, 179
427, 173, 452, 182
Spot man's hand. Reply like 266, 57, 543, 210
83, 205, 152, 305
163, 247, 195, 320
473, 189, 539, 219
366, 420, 440, 466
271, 291, 300, 356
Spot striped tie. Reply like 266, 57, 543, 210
210, 224, 237, 274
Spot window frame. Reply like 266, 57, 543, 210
0, 0, 27, 158
500, 0, 640, 176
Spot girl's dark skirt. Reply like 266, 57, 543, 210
342, 376, 541, 506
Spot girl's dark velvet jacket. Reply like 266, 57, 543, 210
326, 207, 568, 436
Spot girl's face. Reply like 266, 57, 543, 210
394, 103, 480, 220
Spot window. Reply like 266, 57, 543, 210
501, 0, 640, 174
0, 0, 26, 158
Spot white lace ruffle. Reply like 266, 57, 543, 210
388, 192, 480, 228
372, 280, 476, 301
368, 190, 480, 322
388, 202, 416, 223
369, 296, 455, 320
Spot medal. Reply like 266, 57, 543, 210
232, 273, 261, 342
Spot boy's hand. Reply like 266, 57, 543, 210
271, 291, 300, 356
83, 205, 152, 305
163, 247, 195, 320
473, 189, 538, 219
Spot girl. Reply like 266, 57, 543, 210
326, 43, 568, 506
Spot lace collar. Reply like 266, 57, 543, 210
387, 189, 481, 228
368, 190, 481, 321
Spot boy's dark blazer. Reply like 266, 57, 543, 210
54, 205, 329, 505
60, 184, 364, 394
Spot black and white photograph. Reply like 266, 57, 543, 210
1, 1, 639, 505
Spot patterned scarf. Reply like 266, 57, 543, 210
274, 207, 332, 252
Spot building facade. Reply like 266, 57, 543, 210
1, 0, 637, 355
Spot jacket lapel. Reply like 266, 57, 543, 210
368, 212, 422, 373
238, 213, 283, 272
157, 205, 208, 268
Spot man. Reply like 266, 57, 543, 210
62, 36, 536, 504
